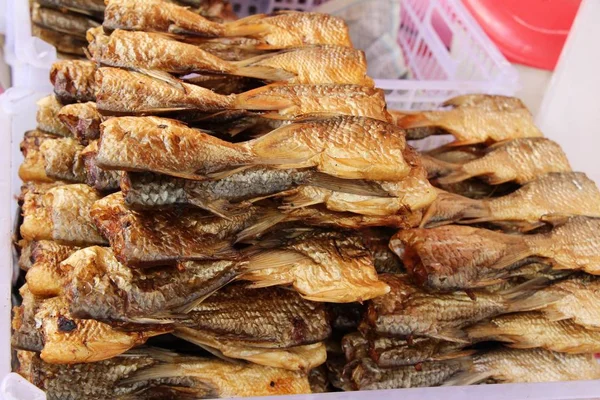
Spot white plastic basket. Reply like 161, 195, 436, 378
3, 0, 519, 110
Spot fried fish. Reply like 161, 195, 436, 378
421, 172, 600, 229
20, 183, 107, 245
24, 240, 80, 297
80, 141, 122, 191
391, 217, 600, 290
362, 274, 558, 342
391, 94, 542, 144
32, 26, 88, 56
36, 96, 71, 137
50, 60, 96, 103
436, 138, 571, 185
96, 116, 410, 182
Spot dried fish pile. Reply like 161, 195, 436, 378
331, 95, 600, 390
13, 0, 600, 397
30, 0, 237, 58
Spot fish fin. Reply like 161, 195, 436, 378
233, 51, 289, 67
465, 322, 508, 342
173, 328, 241, 364
432, 349, 477, 361
436, 170, 473, 185
442, 371, 492, 387
308, 173, 390, 197
119, 364, 184, 385
187, 198, 237, 220
135, 68, 186, 92
501, 276, 563, 312
542, 307, 571, 322
234, 66, 296, 82
233, 84, 294, 111
223, 23, 270, 38
126, 316, 178, 325
446, 139, 480, 147
540, 214, 571, 227
429, 328, 470, 344
244, 249, 309, 271
420, 192, 487, 228
205, 165, 253, 180
280, 190, 323, 210
235, 210, 288, 243
487, 244, 535, 273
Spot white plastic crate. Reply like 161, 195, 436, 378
3, 0, 518, 109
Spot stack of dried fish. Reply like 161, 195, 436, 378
12, 0, 442, 398
329, 95, 600, 390
30, 0, 237, 58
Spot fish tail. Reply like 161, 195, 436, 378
187, 198, 241, 219
389, 110, 431, 128
235, 209, 288, 243
435, 169, 474, 185
172, 328, 241, 364
442, 370, 492, 387
420, 191, 489, 228
243, 249, 310, 272
223, 22, 270, 38
233, 65, 296, 82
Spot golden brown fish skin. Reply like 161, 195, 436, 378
96, 116, 253, 179
90, 192, 250, 266
19, 130, 58, 183
64, 246, 243, 323
36, 96, 71, 137
103, 0, 225, 36
241, 230, 390, 303
40, 137, 87, 182
32, 3, 99, 38
97, 115, 410, 181
232, 83, 391, 121
57, 101, 102, 144
421, 172, 600, 229
524, 216, 600, 274
37, 0, 106, 16
363, 273, 552, 341
351, 357, 468, 390
81, 141, 122, 191
443, 94, 527, 110
32, 25, 88, 56
88, 29, 238, 75
390, 225, 531, 291
392, 94, 542, 145
32, 296, 168, 364
229, 12, 352, 48
20, 183, 107, 246
50, 60, 96, 104
175, 0, 237, 22
438, 138, 572, 185
95, 68, 234, 114
461, 348, 600, 384
25, 240, 80, 297
535, 274, 600, 329
467, 312, 600, 354
243, 45, 374, 86
12, 286, 45, 353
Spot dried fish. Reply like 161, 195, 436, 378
36, 96, 71, 137
391, 94, 542, 144
467, 312, 600, 353
363, 274, 558, 341
444, 348, 600, 385
81, 141, 122, 191
37, 0, 105, 17
32, 26, 87, 56
421, 172, 600, 229
20, 183, 107, 245
97, 116, 409, 182
94, 67, 387, 119
18, 348, 312, 399
436, 138, 571, 185
392, 217, 600, 290
19, 130, 58, 183
57, 102, 102, 144
50, 60, 96, 103
32, 3, 99, 39
24, 240, 79, 297
40, 137, 87, 182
